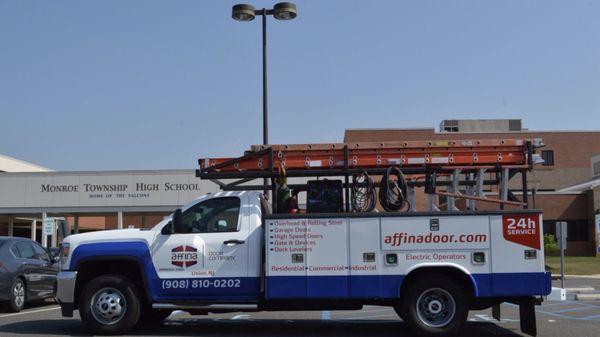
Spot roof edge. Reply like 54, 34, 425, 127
0, 153, 52, 172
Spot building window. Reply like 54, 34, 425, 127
441, 120, 459, 132
541, 150, 554, 166
508, 119, 522, 131
594, 161, 600, 177
543, 220, 556, 238
543, 220, 589, 242
566, 220, 589, 242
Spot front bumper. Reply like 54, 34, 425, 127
54, 271, 77, 317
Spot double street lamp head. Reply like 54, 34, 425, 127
232, 4, 256, 21
273, 2, 297, 20
232, 2, 297, 21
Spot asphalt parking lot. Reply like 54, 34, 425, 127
0, 299, 599, 337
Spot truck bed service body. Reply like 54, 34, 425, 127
56, 191, 551, 336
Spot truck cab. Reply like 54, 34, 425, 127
56, 192, 265, 328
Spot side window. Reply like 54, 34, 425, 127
15, 242, 36, 259
31, 243, 51, 262
180, 197, 241, 234
10, 244, 21, 258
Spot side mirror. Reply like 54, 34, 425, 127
57, 219, 70, 238
172, 209, 184, 234
45, 248, 58, 264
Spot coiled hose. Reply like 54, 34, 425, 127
351, 170, 376, 212
378, 166, 410, 212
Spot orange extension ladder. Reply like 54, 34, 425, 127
199, 139, 531, 173
197, 139, 540, 212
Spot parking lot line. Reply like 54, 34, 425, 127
0, 306, 60, 319
535, 308, 600, 321
581, 314, 600, 320
337, 312, 398, 320
551, 306, 597, 314
541, 301, 580, 308
230, 314, 251, 320
332, 308, 392, 317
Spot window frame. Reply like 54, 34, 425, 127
541, 150, 555, 166
9, 242, 21, 258
14, 241, 36, 260
166, 196, 243, 235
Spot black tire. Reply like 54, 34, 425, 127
79, 275, 141, 335
138, 307, 172, 326
401, 274, 469, 337
7, 278, 26, 312
392, 305, 406, 321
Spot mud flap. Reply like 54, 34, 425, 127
492, 303, 501, 321
518, 298, 537, 336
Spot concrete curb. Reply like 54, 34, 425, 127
551, 274, 600, 280
575, 293, 600, 301
564, 287, 595, 292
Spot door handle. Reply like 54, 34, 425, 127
223, 239, 245, 245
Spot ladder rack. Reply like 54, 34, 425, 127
196, 139, 538, 213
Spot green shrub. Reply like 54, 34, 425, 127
544, 234, 559, 256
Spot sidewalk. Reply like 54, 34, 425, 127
552, 274, 600, 280
550, 276, 600, 300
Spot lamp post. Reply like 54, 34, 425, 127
231, 2, 297, 147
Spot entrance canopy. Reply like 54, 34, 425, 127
0, 169, 218, 214
0, 169, 218, 247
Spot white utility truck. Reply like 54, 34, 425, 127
55, 139, 551, 336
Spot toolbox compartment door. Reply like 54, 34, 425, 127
306, 218, 349, 298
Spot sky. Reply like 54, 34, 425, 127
1, 1, 599, 171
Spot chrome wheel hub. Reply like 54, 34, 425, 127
90, 287, 127, 325
428, 299, 443, 314
14, 282, 25, 308
416, 288, 456, 328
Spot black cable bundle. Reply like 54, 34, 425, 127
379, 166, 409, 212
351, 170, 376, 212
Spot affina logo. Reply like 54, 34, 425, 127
171, 245, 198, 268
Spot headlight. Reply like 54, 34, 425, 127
59, 243, 70, 269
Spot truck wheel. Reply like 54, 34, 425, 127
401, 275, 469, 337
392, 305, 406, 321
8, 278, 26, 312
79, 275, 141, 335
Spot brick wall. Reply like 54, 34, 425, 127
64, 213, 169, 232
344, 129, 600, 190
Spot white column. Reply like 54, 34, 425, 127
74, 216, 79, 234
117, 211, 123, 230
51, 221, 57, 247
8, 217, 14, 237
42, 212, 48, 247
31, 219, 37, 241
